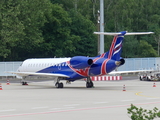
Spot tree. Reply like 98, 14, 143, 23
103, 0, 158, 57
12, 0, 51, 60
1, 0, 160, 60
137, 40, 157, 57
0, 0, 25, 60
68, 9, 97, 57
41, 4, 80, 58
0, 0, 51, 60
122, 36, 139, 58
127, 104, 160, 120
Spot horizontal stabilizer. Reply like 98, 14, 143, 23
94, 32, 122, 36
125, 32, 154, 35
94, 32, 154, 36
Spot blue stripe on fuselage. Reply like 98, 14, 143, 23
89, 58, 117, 76
37, 58, 117, 81
37, 62, 85, 81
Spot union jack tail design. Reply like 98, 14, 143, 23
94, 31, 154, 60
96, 31, 126, 60
109, 31, 126, 61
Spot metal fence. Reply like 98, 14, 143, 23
1, 57, 160, 76
0, 62, 22, 76
118, 57, 157, 71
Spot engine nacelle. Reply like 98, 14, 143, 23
119, 58, 125, 66
70, 56, 93, 69
115, 58, 125, 66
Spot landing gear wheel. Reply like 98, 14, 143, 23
55, 82, 63, 88
86, 82, 90, 88
86, 77, 94, 88
86, 81, 93, 88
90, 82, 93, 87
59, 83, 63, 88
22, 81, 28, 85
139, 76, 142, 81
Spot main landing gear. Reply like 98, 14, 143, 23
55, 82, 63, 88
86, 77, 94, 88
55, 77, 94, 88
55, 78, 64, 88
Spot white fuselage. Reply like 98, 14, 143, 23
17, 58, 71, 72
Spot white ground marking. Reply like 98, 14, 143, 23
121, 99, 135, 102
32, 106, 49, 109
146, 98, 160, 100
0, 109, 16, 112
50, 107, 75, 111
64, 104, 80, 107
93, 102, 108, 104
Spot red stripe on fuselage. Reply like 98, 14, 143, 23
100, 59, 109, 75
66, 61, 88, 76
108, 36, 117, 59
67, 57, 102, 77
100, 53, 106, 58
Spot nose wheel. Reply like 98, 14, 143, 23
21, 78, 28, 85
21, 81, 28, 85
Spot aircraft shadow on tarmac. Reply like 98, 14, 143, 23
11, 83, 139, 91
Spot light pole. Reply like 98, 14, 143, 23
99, 0, 104, 54
97, 10, 100, 55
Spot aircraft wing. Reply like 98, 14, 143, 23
109, 70, 153, 74
6, 71, 70, 78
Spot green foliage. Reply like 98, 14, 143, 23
0, 0, 25, 59
12, 0, 51, 60
41, 4, 80, 57
68, 9, 97, 57
127, 104, 160, 120
104, 0, 160, 57
122, 36, 139, 58
1, 0, 160, 61
137, 40, 158, 57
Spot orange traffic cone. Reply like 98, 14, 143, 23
153, 83, 156, 87
123, 85, 126, 91
6, 80, 10, 85
0, 83, 3, 90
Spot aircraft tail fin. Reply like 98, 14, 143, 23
94, 31, 154, 61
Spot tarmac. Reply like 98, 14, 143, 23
0, 77, 160, 120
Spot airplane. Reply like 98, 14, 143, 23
8, 31, 154, 88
